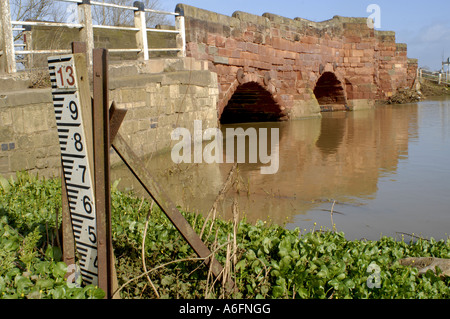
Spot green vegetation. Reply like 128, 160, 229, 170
1, 172, 450, 299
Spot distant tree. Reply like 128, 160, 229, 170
10, 0, 171, 27
10, 0, 66, 23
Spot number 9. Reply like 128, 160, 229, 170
69, 101, 78, 120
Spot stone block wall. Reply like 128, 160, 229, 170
175, 4, 418, 119
108, 58, 219, 160
0, 89, 61, 178
0, 57, 219, 179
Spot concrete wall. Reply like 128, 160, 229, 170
0, 57, 219, 179
175, 4, 418, 120
0, 88, 61, 178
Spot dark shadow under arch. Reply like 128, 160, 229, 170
220, 82, 284, 124
314, 72, 347, 112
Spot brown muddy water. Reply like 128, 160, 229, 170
112, 97, 450, 241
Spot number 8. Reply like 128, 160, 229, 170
74, 133, 83, 152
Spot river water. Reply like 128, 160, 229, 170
112, 97, 450, 241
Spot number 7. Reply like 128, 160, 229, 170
79, 165, 87, 183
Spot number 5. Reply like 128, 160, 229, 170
88, 225, 97, 244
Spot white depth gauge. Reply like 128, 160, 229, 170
48, 55, 99, 286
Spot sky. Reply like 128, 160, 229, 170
160, 0, 450, 71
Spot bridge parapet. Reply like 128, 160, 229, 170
176, 3, 418, 122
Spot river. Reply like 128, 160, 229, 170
111, 97, 450, 241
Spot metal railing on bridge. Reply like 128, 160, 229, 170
0, 0, 186, 73
419, 68, 450, 86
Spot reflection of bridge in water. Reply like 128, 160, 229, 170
111, 103, 419, 238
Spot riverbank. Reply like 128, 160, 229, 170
376, 79, 450, 105
1, 172, 449, 299
419, 79, 450, 98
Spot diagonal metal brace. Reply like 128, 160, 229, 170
109, 111, 235, 292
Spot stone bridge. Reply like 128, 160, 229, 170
175, 4, 418, 124
0, 3, 419, 178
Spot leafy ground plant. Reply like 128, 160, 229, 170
0, 215, 104, 299
1, 172, 450, 299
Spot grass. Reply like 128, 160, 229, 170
0, 172, 450, 299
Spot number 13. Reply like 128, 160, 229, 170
57, 65, 75, 88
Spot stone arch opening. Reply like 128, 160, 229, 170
314, 72, 348, 112
220, 82, 284, 124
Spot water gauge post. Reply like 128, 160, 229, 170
48, 46, 115, 298
48, 43, 235, 299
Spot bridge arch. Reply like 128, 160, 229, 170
219, 81, 285, 124
313, 72, 348, 112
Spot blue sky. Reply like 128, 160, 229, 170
162, 0, 450, 71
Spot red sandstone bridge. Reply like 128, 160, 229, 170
176, 4, 418, 123
1, 1, 418, 124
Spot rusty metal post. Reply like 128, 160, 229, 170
72, 42, 87, 56
92, 48, 113, 298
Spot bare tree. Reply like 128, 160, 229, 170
8, 0, 68, 70
10, 0, 170, 26
10, 0, 66, 23
91, 0, 171, 27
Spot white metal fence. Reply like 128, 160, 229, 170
0, 0, 186, 73
419, 68, 450, 86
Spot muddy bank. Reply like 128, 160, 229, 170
385, 88, 422, 104
377, 79, 450, 105
419, 79, 450, 98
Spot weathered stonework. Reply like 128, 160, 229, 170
175, 4, 418, 121
0, 4, 419, 177
0, 57, 219, 179
108, 58, 219, 160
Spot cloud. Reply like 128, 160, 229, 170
397, 22, 450, 70
415, 23, 450, 44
